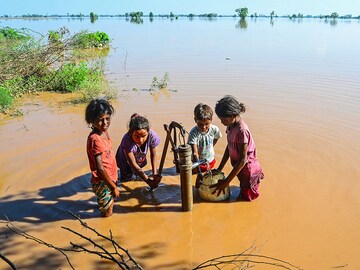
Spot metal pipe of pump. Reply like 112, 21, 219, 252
178, 144, 193, 211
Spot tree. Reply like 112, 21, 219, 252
330, 12, 339, 19
129, 11, 143, 24
129, 11, 143, 19
235, 8, 248, 19
90, 12, 98, 23
270, 11, 275, 19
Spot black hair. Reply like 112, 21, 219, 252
128, 113, 150, 135
194, 103, 213, 121
85, 99, 115, 125
215, 95, 246, 118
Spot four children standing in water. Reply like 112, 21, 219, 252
85, 95, 264, 217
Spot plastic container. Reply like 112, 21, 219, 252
198, 171, 230, 201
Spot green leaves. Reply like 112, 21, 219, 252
72, 31, 110, 48
0, 86, 13, 112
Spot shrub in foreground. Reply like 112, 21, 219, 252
0, 86, 13, 112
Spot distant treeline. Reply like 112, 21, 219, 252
1, 12, 360, 20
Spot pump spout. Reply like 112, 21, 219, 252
191, 159, 208, 170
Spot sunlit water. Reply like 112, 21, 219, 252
1, 17, 360, 269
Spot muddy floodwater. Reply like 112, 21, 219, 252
1, 17, 360, 269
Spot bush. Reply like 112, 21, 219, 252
4, 76, 27, 97
0, 86, 13, 112
72, 31, 110, 48
47, 27, 70, 44
0, 27, 30, 41
0, 27, 114, 113
48, 30, 62, 43
50, 62, 91, 92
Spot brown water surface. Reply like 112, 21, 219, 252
1, 17, 360, 270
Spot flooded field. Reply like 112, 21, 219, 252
1, 17, 360, 269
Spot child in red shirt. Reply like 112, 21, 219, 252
85, 99, 120, 217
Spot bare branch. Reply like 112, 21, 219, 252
67, 211, 143, 269
5, 222, 75, 270
0, 252, 17, 270
192, 245, 303, 270
3, 211, 143, 270
3, 212, 301, 270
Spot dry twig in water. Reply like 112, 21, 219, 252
3, 212, 302, 270
192, 244, 303, 270
4, 211, 143, 270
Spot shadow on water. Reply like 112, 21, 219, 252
0, 173, 96, 224
0, 166, 182, 224
0, 165, 249, 270
0, 170, 179, 224
115, 166, 183, 213
0, 165, 247, 224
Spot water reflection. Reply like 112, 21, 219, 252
130, 17, 143, 24
329, 19, 338, 26
236, 18, 248, 29
150, 87, 172, 103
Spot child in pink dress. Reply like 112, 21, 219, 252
211, 95, 264, 201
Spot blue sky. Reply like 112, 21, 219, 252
3, 0, 360, 16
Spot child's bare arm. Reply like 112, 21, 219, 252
150, 147, 162, 186
95, 154, 120, 197
225, 143, 247, 184
125, 152, 147, 180
149, 146, 158, 176
190, 143, 199, 161
125, 151, 159, 188
211, 143, 247, 197
213, 138, 219, 146
217, 146, 229, 172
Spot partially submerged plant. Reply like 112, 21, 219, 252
150, 72, 169, 91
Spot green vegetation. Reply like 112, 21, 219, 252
236, 8, 249, 19
1, 10, 359, 21
270, 11, 275, 19
150, 72, 169, 91
90, 12, 98, 23
129, 11, 143, 19
1, 9, 360, 20
0, 27, 31, 40
0, 86, 13, 112
129, 12, 144, 24
72, 30, 110, 48
330, 12, 339, 19
0, 26, 115, 113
